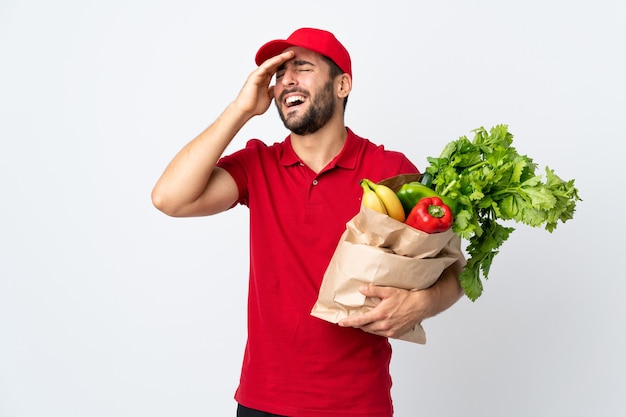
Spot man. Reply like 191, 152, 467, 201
152, 27, 464, 417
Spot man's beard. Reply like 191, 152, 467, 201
276, 80, 335, 136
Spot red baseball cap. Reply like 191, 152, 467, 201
255, 28, 352, 78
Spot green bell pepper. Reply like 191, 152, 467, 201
396, 181, 459, 216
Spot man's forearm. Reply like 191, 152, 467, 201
151, 102, 251, 215
421, 259, 465, 319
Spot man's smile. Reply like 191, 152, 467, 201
285, 95, 306, 107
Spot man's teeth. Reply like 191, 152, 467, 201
286, 96, 305, 106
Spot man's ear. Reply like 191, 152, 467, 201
337, 73, 352, 98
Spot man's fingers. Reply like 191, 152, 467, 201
359, 284, 392, 299
337, 285, 386, 328
338, 312, 374, 328
258, 50, 294, 73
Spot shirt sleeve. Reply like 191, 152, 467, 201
398, 154, 420, 175
216, 139, 267, 207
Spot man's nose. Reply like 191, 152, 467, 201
281, 68, 297, 86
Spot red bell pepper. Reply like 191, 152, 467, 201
405, 197, 453, 233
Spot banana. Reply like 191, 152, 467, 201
364, 179, 406, 222
360, 180, 387, 215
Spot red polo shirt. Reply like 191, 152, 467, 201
217, 128, 418, 417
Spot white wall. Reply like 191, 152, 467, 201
1, 1, 624, 416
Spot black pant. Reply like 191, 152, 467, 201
237, 404, 287, 417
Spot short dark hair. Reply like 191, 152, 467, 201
321, 55, 349, 111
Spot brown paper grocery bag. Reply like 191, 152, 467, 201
310, 174, 463, 344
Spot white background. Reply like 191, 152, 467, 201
1, 1, 625, 416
